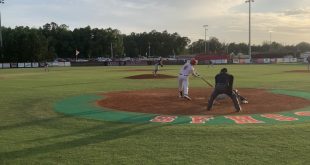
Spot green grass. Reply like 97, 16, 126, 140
0, 64, 310, 164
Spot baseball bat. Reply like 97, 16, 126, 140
200, 77, 214, 87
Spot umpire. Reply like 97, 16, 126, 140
207, 68, 242, 112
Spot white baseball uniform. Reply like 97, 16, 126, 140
178, 62, 195, 96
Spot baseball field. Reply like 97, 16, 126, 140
0, 64, 309, 164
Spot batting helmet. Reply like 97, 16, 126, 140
190, 58, 198, 65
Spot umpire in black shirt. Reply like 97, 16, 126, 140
207, 68, 242, 112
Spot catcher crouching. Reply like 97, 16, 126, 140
207, 68, 242, 112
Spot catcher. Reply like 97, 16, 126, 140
153, 57, 163, 76
207, 68, 242, 112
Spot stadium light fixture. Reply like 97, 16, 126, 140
245, 0, 254, 61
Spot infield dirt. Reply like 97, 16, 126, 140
97, 88, 310, 116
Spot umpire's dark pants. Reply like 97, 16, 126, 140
207, 88, 241, 111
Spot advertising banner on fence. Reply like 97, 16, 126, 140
52, 62, 59, 66
264, 58, 270, 64
18, 63, 25, 68
64, 62, 71, 67
25, 63, 32, 67
213, 59, 227, 64
244, 59, 251, 64
239, 59, 246, 64
290, 58, 297, 62
277, 58, 284, 63
283, 58, 290, 63
3, 63, 10, 68
238, 59, 251, 64
233, 59, 239, 64
32, 62, 39, 68
11, 63, 18, 68
256, 58, 264, 64
58, 62, 65, 67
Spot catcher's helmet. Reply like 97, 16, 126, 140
220, 68, 227, 73
190, 58, 198, 65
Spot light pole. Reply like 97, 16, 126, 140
203, 25, 208, 54
268, 30, 273, 44
226, 43, 229, 54
110, 34, 119, 59
110, 42, 113, 59
245, 0, 254, 61
89, 33, 94, 60
148, 42, 151, 58
0, 0, 4, 61
122, 35, 125, 57
172, 49, 175, 59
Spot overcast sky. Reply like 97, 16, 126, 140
1, 0, 310, 45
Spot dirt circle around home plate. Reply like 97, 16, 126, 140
97, 88, 310, 116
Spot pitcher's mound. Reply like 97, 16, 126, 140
286, 70, 310, 73
97, 88, 310, 115
125, 74, 177, 79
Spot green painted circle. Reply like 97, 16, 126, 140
54, 89, 310, 125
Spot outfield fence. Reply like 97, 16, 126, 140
0, 62, 71, 69
0, 57, 309, 69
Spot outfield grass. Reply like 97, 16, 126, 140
0, 64, 310, 164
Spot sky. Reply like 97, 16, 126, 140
1, 0, 310, 45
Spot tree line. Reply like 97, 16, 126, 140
0, 22, 190, 62
189, 37, 310, 56
1, 22, 310, 62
